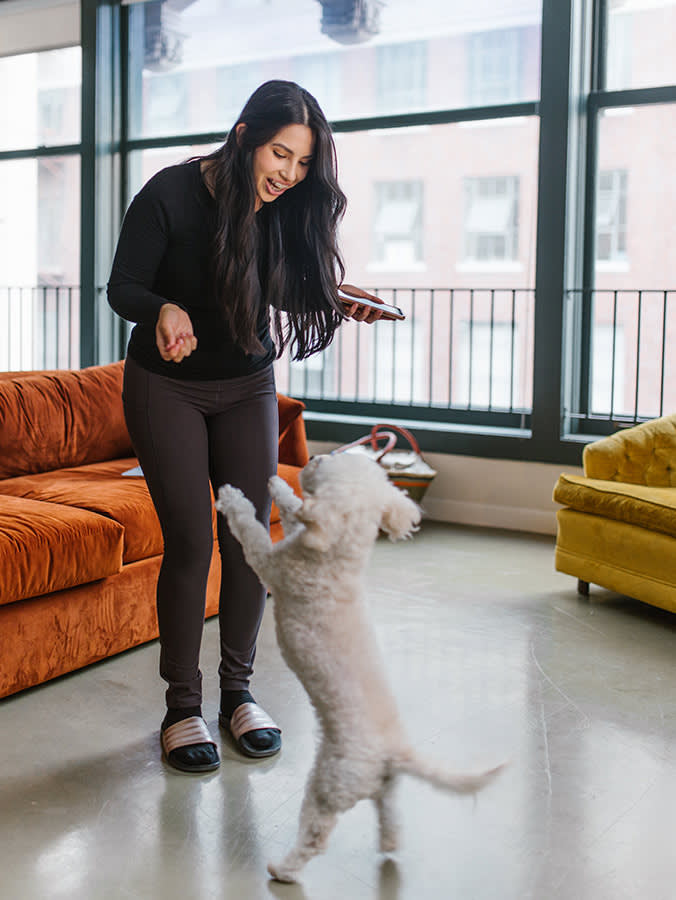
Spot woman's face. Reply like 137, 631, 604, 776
246, 123, 315, 211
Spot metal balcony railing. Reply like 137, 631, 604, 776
0, 285, 80, 371
1, 284, 672, 434
275, 287, 536, 431
566, 288, 676, 431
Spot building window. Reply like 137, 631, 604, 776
596, 169, 628, 262
463, 176, 519, 262
467, 28, 522, 106
376, 41, 427, 113
373, 181, 424, 267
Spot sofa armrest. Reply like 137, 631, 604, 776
277, 394, 310, 468
583, 414, 676, 486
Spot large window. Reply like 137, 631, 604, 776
11, 0, 671, 461
5, 0, 676, 462
120, 0, 542, 439
0, 46, 81, 370
559, 1, 676, 437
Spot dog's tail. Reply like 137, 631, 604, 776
393, 750, 506, 795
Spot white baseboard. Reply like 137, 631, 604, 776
420, 497, 557, 536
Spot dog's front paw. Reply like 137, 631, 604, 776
215, 483, 244, 515
267, 860, 300, 884
268, 474, 285, 492
268, 474, 293, 505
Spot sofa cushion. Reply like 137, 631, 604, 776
0, 457, 304, 562
553, 472, 676, 539
0, 361, 132, 479
0, 458, 163, 564
0, 494, 124, 606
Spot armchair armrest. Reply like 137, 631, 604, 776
583, 414, 676, 487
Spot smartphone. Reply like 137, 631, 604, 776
337, 288, 406, 321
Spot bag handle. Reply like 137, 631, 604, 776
370, 423, 421, 458
332, 430, 397, 458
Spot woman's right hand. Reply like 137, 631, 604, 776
156, 303, 198, 363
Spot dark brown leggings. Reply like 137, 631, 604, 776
122, 356, 278, 710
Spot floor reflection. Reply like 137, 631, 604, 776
2, 523, 676, 898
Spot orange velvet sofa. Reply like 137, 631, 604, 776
0, 361, 309, 699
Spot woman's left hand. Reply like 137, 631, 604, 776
339, 283, 385, 324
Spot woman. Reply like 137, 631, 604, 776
107, 80, 382, 773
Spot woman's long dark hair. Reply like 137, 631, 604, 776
198, 80, 347, 360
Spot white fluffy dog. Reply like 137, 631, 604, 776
216, 452, 503, 883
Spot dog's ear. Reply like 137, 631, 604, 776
295, 498, 331, 552
380, 486, 421, 541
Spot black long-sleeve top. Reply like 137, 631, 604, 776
107, 159, 275, 380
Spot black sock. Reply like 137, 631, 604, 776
220, 690, 254, 719
162, 705, 202, 731
221, 690, 279, 751
161, 704, 219, 770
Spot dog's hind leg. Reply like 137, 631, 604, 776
374, 773, 399, 853
267, 780, 341, 883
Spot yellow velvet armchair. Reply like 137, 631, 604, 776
553, 414, 676, 612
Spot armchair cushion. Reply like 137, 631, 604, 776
554, 472, 676, 540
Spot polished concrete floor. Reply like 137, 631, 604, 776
2, 520, 676, 900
